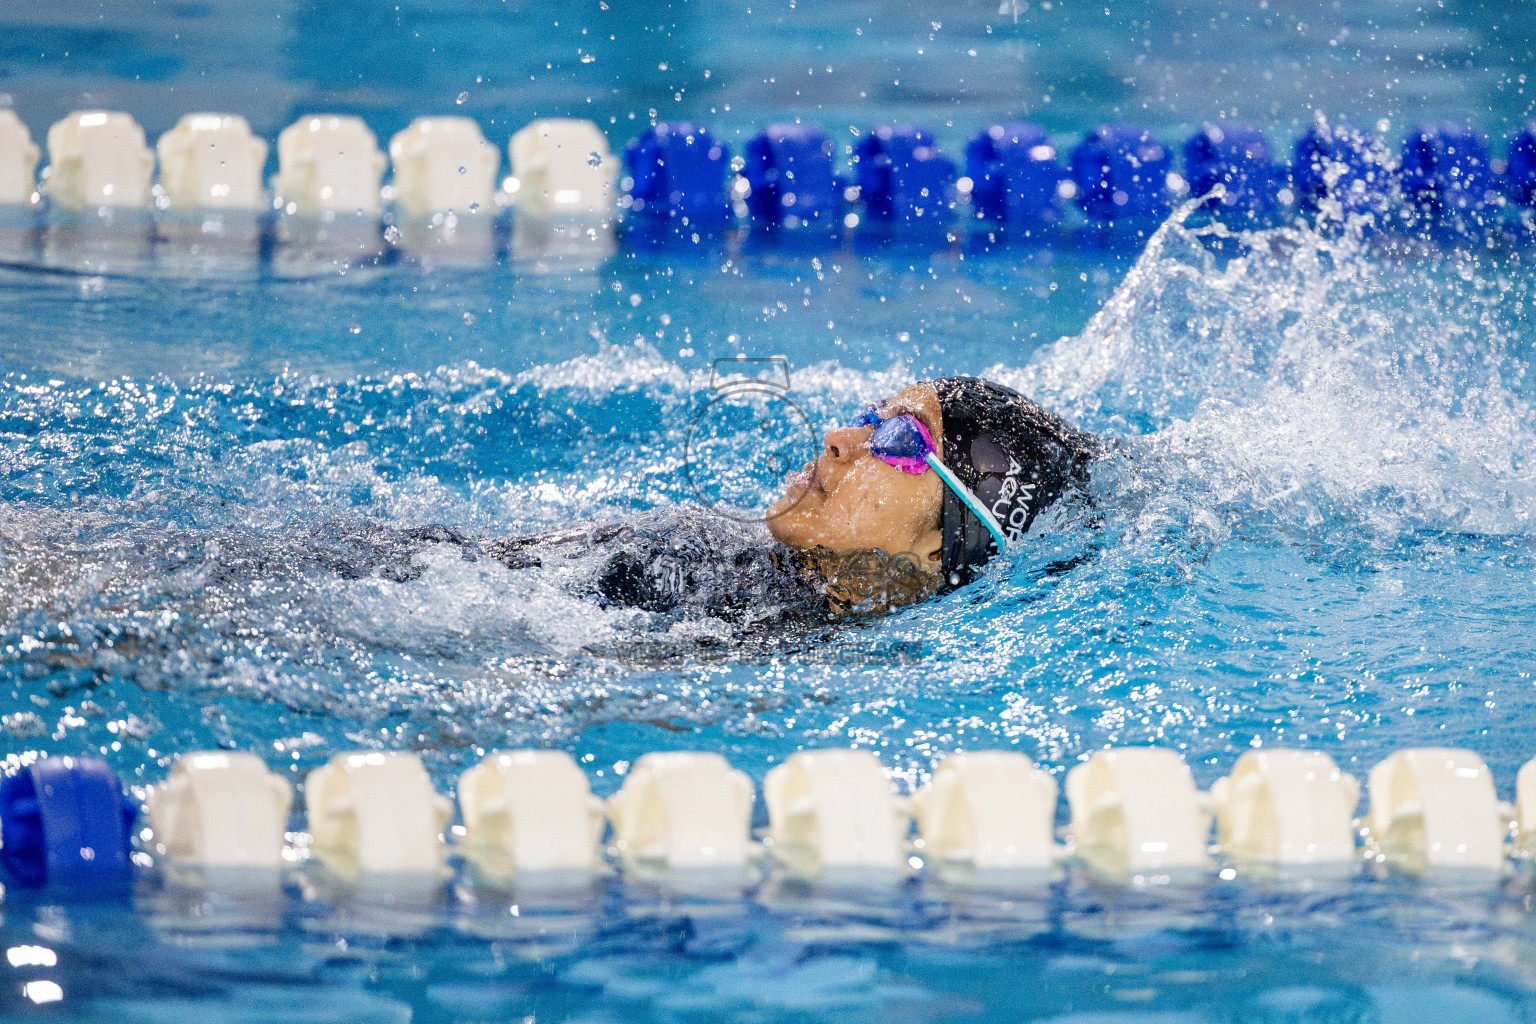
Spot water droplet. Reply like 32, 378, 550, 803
456, 91, 469, 104
383, 224, 401, 244
587, 151, 603, 167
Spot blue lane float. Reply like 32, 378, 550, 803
0, 756, 136, 889
854, 125, 955, 224
1293, 122, 1392, 216
1070, 125, 1172, 223
623, 122, 730, 225
1183, 123, 1279, 216
1509, 122, 1536, 208
964, 123, 1063, 223
1400, 122, 1498, 228
743, 123, 839, 228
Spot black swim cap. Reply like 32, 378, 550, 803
931, 377, 1097, 584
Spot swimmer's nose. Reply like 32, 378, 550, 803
821, 425, 872, 463
813, 425, 873, 493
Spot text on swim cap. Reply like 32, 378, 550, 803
992, 456, 1037, 543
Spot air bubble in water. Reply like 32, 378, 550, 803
383, 224, 400, 244
588, 151, 603, 167
456, 91, 469, 104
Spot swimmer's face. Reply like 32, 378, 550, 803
767, 382, 945, 573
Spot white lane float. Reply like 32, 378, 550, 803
43, 111, 154, 211
306, 751, 452, 876
606, 752, 756, 870
458, 750, 606, 880
1367, 747, 1507, 873
156, 114, 268, 210
273, 115, 387, 216
1210, 749, 1359, 867
508, 118, 616, 218
1515, 757, 1536, 855
33, 740, 1536, 898
764, 749, 909, 876
148, 752, 293, 869
388, 116, 499, 216
0, 110, 39, 206
912, 751, 1060, 872
1065, 747, 1211, 878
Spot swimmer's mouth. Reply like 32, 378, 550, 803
788, 461, 823, 499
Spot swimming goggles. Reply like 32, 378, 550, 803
853, 402, 1011, 553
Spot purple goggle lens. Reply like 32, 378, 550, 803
852, 402, 935, 475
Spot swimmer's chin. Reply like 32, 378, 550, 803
765, 467, 814, 538
765, 497, 797, 541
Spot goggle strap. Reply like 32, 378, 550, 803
925, 452, 1010, 555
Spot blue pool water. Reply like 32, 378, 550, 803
3, 0, 1536, 1020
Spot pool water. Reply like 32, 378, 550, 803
3, 0, 1536, 1020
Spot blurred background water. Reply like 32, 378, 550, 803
2, 0, 1536, 1021
3, 0, 1534, 168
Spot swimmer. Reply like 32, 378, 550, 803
483, 375, 1097, 621
212, 377, 1097, 635
764, 376, 1099, 606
